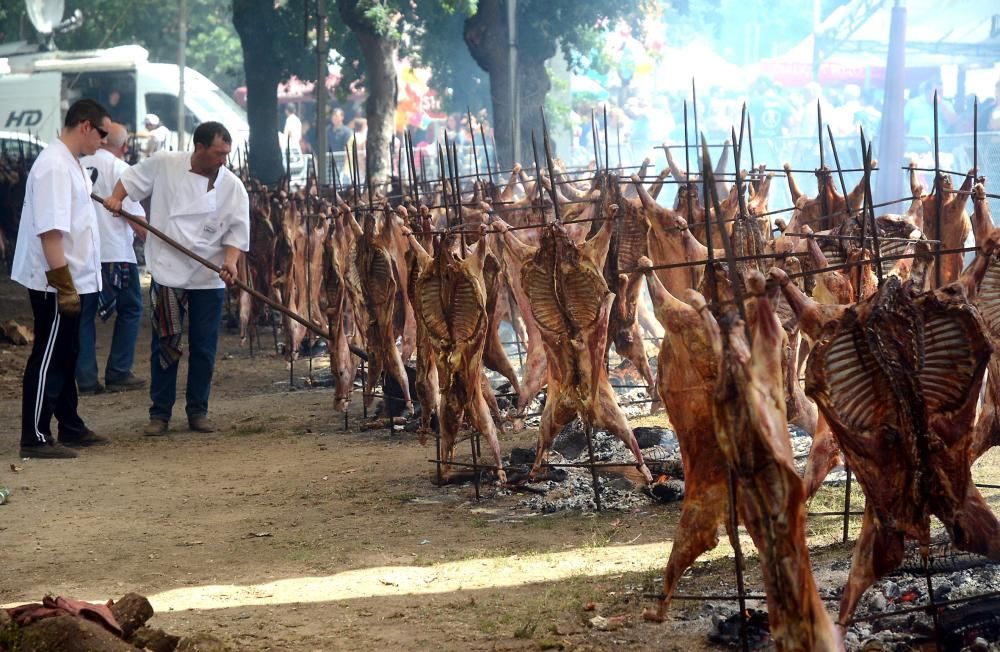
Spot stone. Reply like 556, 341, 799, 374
3, 320, 32, 346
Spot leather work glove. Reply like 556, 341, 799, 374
45, 265, 81, 317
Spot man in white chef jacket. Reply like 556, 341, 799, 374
12, 98, 113, 459
77, 122, 148, 394
104, 121, 249, 436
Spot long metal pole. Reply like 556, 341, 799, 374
508, 0, 519, 166
176, 0, 187, 151
315, 0, 328, 185
933, 90, 943, 288
94, 193, 367, 361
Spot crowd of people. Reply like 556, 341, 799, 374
11, 98, 249, 459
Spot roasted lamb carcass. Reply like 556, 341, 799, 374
510, 210, 652, 484
352, 207, 413, 414
592, 173, 658, 412
705, 272, 842, 651
909, 162, 974, 287
970, 184, 1000, 459
404, 211, 440, 437
240, 182, 278, 346
493, 217, 551, 413
639, 262, 728, 622
324, 203, 363, 412
800, 269, 1000, 625
407, 228, 506, 483
784, 164, 867, 234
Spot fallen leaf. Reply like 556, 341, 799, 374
379, 579, 397, 586
583, 602, 597, 611
249, 532, 272, 538
10, 464, 22, 472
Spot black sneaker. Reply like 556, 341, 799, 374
60, 428, 111, 448
19, 443, 79, 459
78, 382, 105, 396
105, 374, 146, 392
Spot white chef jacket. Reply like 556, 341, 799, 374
11, 138, 102, 294
119, 152, 250, 290
80, 148, 145, 264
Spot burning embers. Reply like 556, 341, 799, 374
843, 546, 1000, 651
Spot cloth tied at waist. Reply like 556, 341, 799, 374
150, 279, 188, 368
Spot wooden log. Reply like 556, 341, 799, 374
109, 592, 153, 639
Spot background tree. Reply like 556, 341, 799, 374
461, 0, 649, 168
335, 0, 400, 184
232, 0, 313, 184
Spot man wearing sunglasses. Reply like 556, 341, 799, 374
11, 98, 113, 459
11, 99, 111, 458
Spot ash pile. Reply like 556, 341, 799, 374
840, 537, 1000, 651
508, 422, 684, 513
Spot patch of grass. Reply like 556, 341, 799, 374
477, 617, 499, 635
230, 423, 267, 436
513, 617, 540, 639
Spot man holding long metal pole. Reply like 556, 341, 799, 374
104, 121, 250, 436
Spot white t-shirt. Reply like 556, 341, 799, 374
11, 138, 102, 294
119, 151, 250, 290
282, 113, 302, 149
147, 125, 170, 156
80, 148, 145, 264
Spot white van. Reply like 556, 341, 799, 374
0, 44, 250, 153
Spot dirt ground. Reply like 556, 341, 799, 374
1, 271, 999, 651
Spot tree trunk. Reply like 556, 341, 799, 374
233, 0, 283, 184
355, 31, 397, 185
516, 54, 550, 167
338, 1, 399, 186
465, 0, 512, 167
465, 0, 554, 170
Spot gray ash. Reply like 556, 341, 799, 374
510, 426, 683, 513
842, 539, 1000, 651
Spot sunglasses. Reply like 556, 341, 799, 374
90, 122, 109, 139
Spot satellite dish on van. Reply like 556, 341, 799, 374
24, 0, 64, 36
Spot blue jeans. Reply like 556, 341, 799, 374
76, 293, 101, 389
149, 286, 225, 422
76, 263, 144, 387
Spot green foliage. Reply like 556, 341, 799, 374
408, 0, 488, 114
0, 0, 246, 95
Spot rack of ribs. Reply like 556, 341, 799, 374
352, 207, 413, 414
508, 209, 653, 484
407, 227, 506, 483
797, 266, 1000, 626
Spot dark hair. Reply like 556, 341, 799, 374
285, 104, 296, 115
64, 98, 109, 129
193, 121, 232, 148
